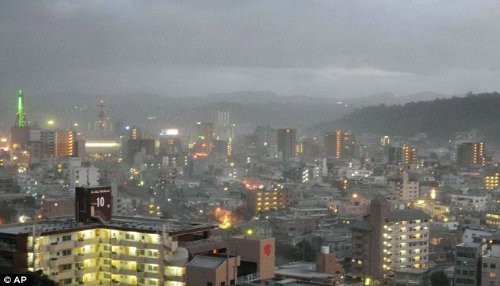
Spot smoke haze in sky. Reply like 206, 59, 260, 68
1, 0, 500, 97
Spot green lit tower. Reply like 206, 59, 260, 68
15, 89, 27, 127
11, 89, 30, 151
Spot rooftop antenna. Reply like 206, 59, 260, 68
98, 99, 105, 138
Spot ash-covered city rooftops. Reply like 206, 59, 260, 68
273, 262, 338, 283
0, 216, 217, 236
484, 244, 500, 258
388, 209, 430, 222
349, 219, 373, 231
180, 238, 227, 257
187, 253, 238, 269
392, 267, 430, 276
457, 242, 481, 249
187, 254, 226, 268
272, 215, 318, 221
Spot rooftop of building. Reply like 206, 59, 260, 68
348, 219, 373, 232
388, 208, 430, 221
0, 215, 217, 236
272, 215, 318, 221
288, 206, 329, 211
393, 268, 429, 274
457, 242, 481, 248
484, 244, 500, 258
251, 278, 332, 286
187, 253, 237, 269
274, 262, 338, 280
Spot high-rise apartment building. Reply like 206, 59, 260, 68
277, 128, 296, 160
159, 130, 182, 157
196, 122, 214, 145
129, 126, 142, 140
0, 187, 218, 286
388, 144, 417, 165
350, 199, 429, 283
28, 129, 55, 162
246, 183, 288, 213
55, 130, 77, 158
254, 125, 275, 156
324, 130, 355, 160
457, 141, 486, 167
297, 137, 320, 159
400, 171, 419, 201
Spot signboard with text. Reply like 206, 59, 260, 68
75, 186, 112, 223
89, 187, 112, 221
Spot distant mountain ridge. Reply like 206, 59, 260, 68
0, 89, 460, 135
0, 90, 352, 133
312, 92, 500, 142
342, 91, 451, 106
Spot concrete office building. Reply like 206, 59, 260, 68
277, 128, 296, 160
454, 242, 481, 286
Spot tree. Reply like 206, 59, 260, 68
430, 270, 449, 286
0, 201, 17, 223
28, 270, 57, 286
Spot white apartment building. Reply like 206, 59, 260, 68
382, 210, 430, 272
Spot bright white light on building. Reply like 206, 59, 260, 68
85, 142, 120, 148
160, 129, 179, 136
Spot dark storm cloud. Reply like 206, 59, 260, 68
1, 0, 500, 97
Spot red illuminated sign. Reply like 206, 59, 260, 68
263, 243, 272, 256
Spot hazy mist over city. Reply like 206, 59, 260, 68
2, 1, 500, 98
3, 2, 500, 286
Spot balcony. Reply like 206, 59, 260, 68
75, 237, 99, 247
75, 268, 84, 276
49, 240, 76, 252
117, 239, 159, 249
54, 269, 75, 280
75, 252, 99, 262
137, 255, 160, 264
82, 266, 100, 274
119, 253, 137, 261
117, 239, 140, 247
110, 252, 120, 260
119, 268, 137, 276
165, 274, 186, 282
49, 255, 75, 267
142, 242, 160, 249
143, 271, 160, 279
100, 265, 111, 272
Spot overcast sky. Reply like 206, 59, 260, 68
1, 0, 500, 98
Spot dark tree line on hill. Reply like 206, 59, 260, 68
318, 92, 500, 143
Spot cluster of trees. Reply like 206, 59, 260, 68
323, 92, 500, 143
0, 197, 36, 224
